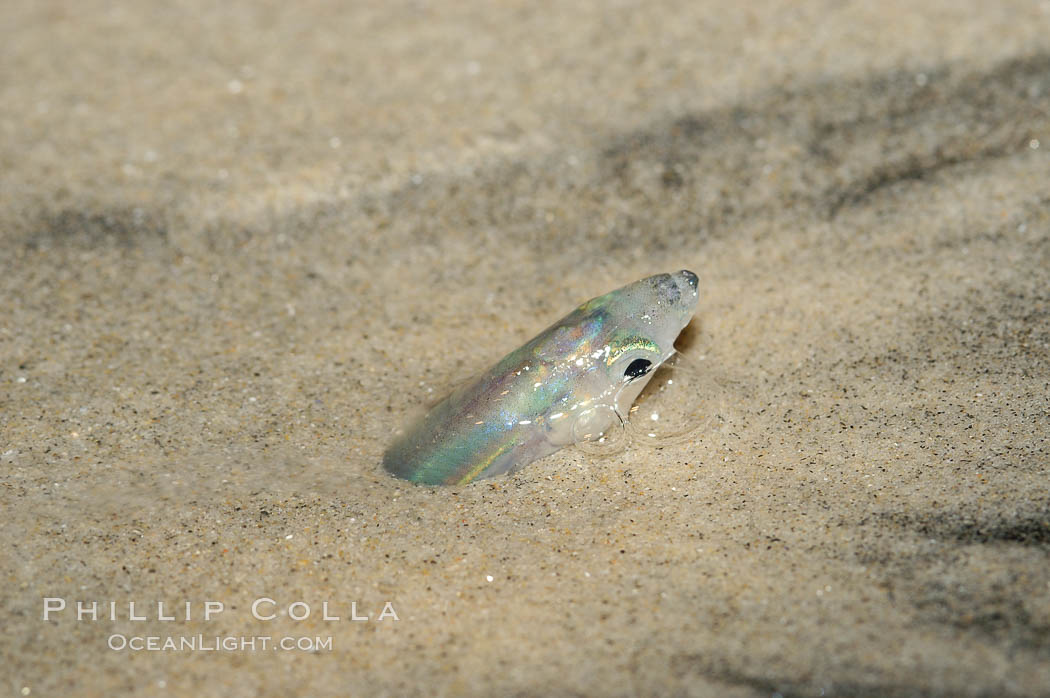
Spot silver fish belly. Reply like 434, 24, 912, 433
383, 270, 699, 485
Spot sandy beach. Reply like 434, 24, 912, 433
3, 1, 1049, 695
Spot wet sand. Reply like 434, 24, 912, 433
3, 1, 1050, 695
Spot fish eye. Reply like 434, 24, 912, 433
623, 358, 652, 380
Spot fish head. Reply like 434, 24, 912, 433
542, 270, 700, 444
586, 270, 699, 358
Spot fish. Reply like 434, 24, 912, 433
382, 270, 700, 485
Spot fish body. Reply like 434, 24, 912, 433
383, 270, 699, 485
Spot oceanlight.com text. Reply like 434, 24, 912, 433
107, 634, 333, 652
